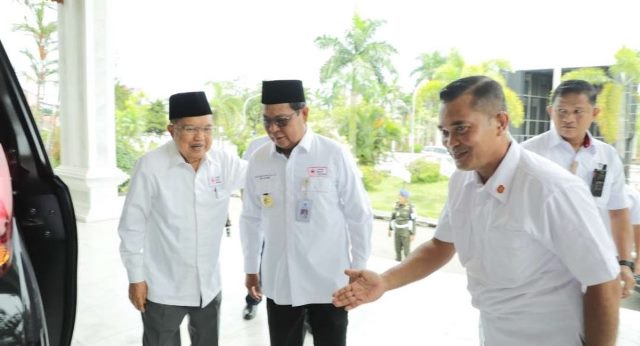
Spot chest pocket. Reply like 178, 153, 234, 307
307, 177, 333, 193
449, 210, 474, 268
483, 226, 534, 287
593, 171, 612, 208
212, 185, 229, 200
255, 176, 280, 195
206, 167, 228, 200
578, 160, 611, 207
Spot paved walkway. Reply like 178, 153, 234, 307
70, 197, 640, 345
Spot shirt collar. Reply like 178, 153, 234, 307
168, 141, 213, 167
297, 125, 314, 152
549, 125, 596, 153
268, 125, 314, 157
463, 139, 520, 204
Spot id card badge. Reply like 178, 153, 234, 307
591, 164, 607, 197
261, 193, 273, 208
296, 199, 313, 222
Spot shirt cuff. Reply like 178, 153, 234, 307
127, 267, 145, 283
244, 255, 260, 274
351, 257, 367, 270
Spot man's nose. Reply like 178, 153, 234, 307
194, 129, 206, 139
443, 134, 459, 148
266, 122, 279, 132
560, 112, 576, 122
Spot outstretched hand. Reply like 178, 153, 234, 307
332, 269, 385, 311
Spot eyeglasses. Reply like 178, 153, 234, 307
262, 111, 297, 129
173, 125, 214, 136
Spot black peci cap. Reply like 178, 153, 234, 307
169, 91, 212, 120
261, 80, 305, 105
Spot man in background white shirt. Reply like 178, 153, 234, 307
625, 184, 640, 284
118, 91, 246, 346
522, 80, 635, 297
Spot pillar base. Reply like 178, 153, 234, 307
55, 165, 128, 222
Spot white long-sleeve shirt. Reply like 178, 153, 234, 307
118, 141, 246, 307
240, 128, 372, 306
435, 141, 618, 346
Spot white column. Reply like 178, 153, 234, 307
552, 67, 563, 88
56, 0, 127, 222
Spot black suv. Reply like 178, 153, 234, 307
0, 40, 77, 345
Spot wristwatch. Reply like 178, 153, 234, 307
619, 259, 635, 273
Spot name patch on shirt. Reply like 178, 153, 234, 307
308, 167, 328, 177
255, 173, 276, 181
209, 176, 223, 186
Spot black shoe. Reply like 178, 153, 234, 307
243, 304, 257, 320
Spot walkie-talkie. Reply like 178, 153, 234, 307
590, 164, 607, 197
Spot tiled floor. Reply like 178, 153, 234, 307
70, 197, 640, 345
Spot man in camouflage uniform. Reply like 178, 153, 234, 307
388, 189, 416, 261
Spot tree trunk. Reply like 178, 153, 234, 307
349, 73, 357, 155
622, 84, 638, 180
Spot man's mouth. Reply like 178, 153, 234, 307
451, 149, 468, 160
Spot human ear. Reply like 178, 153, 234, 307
496, 111, 510, 132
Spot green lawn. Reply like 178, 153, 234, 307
367, 176, 449, 219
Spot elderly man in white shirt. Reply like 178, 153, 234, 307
522, 79, 635, 298
333, 76, 620, 346
118, 91, 246, 346
240, 80, 372, 346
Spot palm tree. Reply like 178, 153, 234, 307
13, 0, 58, 159
13, 0, 58, 120
411, 50, 525, 146
207, 81, 266, 154
315, 14, 397, 151
411, 51, 447, 87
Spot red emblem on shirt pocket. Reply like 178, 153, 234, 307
308, 167, 328, 177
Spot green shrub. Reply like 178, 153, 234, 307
116, 139, 142, 194
359, 165, 387, 191
407, 159, 441, 183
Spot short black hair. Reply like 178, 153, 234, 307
261, 102, 306, 115
290, 102, 306, 111
551, 80, 597, 105
439, 76, 506, 113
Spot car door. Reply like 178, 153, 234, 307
0, 40, 77, 346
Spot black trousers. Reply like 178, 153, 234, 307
266, 298, 348, 346
141, 293, 221, 346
